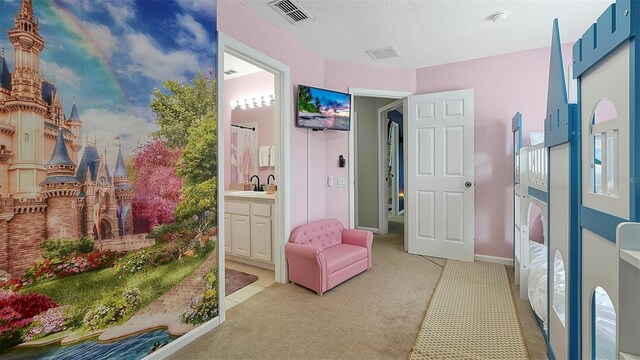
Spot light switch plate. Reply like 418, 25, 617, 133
337, 177, 346, 188
327, 176, 334, 187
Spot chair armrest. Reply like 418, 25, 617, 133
285, 243, 327, 293
342, 229, 373, 269
342, 229, 373, 249
285, 243, 325, 262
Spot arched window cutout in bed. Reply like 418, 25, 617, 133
527, 203, 545, 244
553, 250, 566, 327
591, 99, 618, 195
592, 287, 616, 360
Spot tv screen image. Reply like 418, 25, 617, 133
297, 85, 351, 131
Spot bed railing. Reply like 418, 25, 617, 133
528, 143, 547, 192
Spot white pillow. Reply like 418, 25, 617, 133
530, 132, 544, 146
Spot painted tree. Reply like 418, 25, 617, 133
132, 140, 183, 231
150, 72, 217, 148
175, 112, 217, 234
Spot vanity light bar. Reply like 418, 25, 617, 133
230, 94, 275, 110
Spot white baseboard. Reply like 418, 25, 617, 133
475, 254, 513, 266
143, 317, 220, 359
356, 226, 379, 234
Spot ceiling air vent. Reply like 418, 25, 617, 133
224, 69, 237, 75
366, 46, 400, 61
269, 0, 313, 24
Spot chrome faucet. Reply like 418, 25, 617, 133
250, 175, 261, 191
267, 174, 275, 184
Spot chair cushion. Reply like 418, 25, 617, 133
324, 244, 368, 274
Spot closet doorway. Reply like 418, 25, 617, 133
218, 34, 291, 323
379, 100, 405, 234
349, 88, 411, 236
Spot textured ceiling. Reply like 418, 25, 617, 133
237, 0, 612, 68
224, 52, 264, 79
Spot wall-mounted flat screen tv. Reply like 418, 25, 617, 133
297, 85, 351, 131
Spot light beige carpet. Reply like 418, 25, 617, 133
169, 223, 443, 359
168, 219, 547, 359
507, 268, 549, 360
409, 261, 529, 360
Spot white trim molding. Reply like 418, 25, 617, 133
356, 226, 380, 234
217, 33, 292, 325
474, 254, 514, 266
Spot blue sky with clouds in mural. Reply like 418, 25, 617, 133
0, 0, 216, 160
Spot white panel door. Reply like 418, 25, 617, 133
406, 89, 475, 261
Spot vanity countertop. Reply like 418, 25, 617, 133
224, 190, 275, 201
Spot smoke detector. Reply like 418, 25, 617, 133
365, 46, 400, 61
489, 10, 509, 23
269, 0, 313, 24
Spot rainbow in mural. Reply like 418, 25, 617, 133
0, 0, 218, 357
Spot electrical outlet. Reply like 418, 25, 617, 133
327, 176, 334, 187
337, 177, 346, 188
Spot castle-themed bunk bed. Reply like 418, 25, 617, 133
513, 115, 555, 332
513, 1, 640, 359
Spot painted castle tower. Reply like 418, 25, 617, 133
0, 0, 134, 276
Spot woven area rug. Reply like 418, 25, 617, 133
409, 261, 529, 360
225, 268, 259, 296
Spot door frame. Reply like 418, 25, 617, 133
388, 121, 401, 216
148, 32, 292, 360
377, 100, 403, 235
218, 33, 291, 316
348, 88, 411, 230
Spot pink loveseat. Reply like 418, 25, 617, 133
285, 219, 373, 295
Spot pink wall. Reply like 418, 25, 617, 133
223, 71, 275, 189
228, 106, 276, 185
219, 1, 415, 228
323, 60, 416, 225
415, 44, 573, 258
219, 0, 572, 258
219, 0, 324, 228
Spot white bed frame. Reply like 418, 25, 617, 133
514, 142, 548, 300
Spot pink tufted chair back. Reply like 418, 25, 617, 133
289, 219, 344, 249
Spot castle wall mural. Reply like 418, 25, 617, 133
0, 0, 218, 357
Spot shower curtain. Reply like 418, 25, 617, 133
230, 126, 255, 184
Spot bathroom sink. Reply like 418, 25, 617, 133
225, 191, 274, 198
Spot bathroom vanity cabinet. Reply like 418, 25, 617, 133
224, 191, 275, 270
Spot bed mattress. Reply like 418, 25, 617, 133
526, 241, 615, 357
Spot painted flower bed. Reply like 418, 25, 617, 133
24, 306, 71, 341
181, 266, 218, 325
0, 251, 121, 292
0, 292, 59, 351
83, 288, 141, 331
0, 224, 215, 354
115, 243, 185, 273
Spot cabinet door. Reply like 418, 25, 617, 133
224, 214, 231, 254
231, 214, 251, 258
251, 217, 272, 263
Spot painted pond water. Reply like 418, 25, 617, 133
5, 330, 174, 360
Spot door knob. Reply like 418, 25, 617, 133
465, 181, 472, 188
